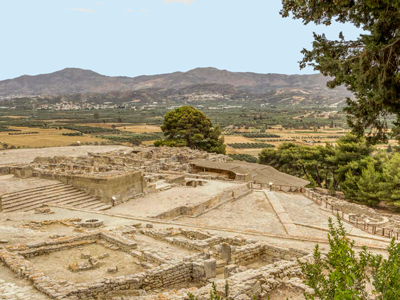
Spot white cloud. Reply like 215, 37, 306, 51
67, 8, 94, 13
95, 2, 101, 4
164, 0, 194, 5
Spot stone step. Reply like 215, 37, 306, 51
2, 189, 89, 209
1, 181, 111, 213
2, 198, 56, 213
75, 199, 106, 209
50, 195, 96, 206
87, 202, 110, 210
93, 204, 113, 211
1, 183, 67, 200
2, 187, 77, 206
2, 193, 96, 213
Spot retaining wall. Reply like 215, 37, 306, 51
154, 183, 252, 219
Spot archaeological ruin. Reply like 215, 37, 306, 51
0, 145, 398, 300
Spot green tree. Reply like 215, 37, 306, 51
281, 1, 400, 144
370, 239, 400, 300
354, 161, 382, 207
155, 106, 226, 154
300, 216, 370, 300
341, 169, 360, 201
327, 134, 374, 189
259, 143, 335, 188
379, 153, 400, 208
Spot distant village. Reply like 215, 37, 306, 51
0, 92, 246, 111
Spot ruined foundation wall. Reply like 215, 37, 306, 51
155, 183, 252, 219
37, 171, 144, 204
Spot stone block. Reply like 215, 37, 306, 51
107, 266, 118, 273
81, 251, 91, 259
221, 243, 232, 263
204, 259, 216, 279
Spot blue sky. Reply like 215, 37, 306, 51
0, 0, 362, 81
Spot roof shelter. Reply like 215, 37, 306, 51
189, 160, 309, 188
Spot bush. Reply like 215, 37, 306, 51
62, 132, 83, 136
228, 143, 275, 149
228, 154, 257, 163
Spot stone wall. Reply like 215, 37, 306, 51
214, 242, 308, 266
154, 183, 252, 219
0, 228, 216, 300
119, 253, 313, 300
36, 171, 145, 204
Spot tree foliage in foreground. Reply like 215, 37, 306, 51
281, 1, 400, 144
301, 215, 400, 300
154, 106, 226, 154
301, 217, 370, 300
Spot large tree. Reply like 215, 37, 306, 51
258, 142, 334, 188
155, 106, 226, 154
326, 134, 374, 188
379, 152, 400, 207
281, 1, 400, 144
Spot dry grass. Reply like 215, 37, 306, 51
2, 116, 29, 119
120, 125, 162, 133
142, 140, 156, 146
223, 135, 255, 144
224, 128, 350, 156
77, 123, 162, 133
0, 127, 103, 148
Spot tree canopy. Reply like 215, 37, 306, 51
155, 106, 226, 154
258, 133, 372, 190
281, 1, 400, 144
301, 216, 400, 299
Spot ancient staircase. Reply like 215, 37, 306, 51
0, 183, 112, 213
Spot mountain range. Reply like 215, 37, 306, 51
0, 67, 351, 98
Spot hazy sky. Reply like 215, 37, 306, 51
0, 0, 362, 81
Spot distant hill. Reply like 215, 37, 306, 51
0, 67, 352, 98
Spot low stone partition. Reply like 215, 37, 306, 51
213, 242, 308, 266
0, 227, 220, 299
0, 245, 216, 300
0, 165, 14, 175
180, 228, 212, 240
141, 228, 234, 252
0, 224, 312, 300
6, 230, 138, 258
125, 254, 314, 300
154, 183, 252, 219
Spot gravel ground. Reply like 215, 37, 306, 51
108, 181, 238, 218
179, 191, 287, 235
0, 145, 132, 165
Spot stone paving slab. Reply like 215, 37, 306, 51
264, 191, 302, 236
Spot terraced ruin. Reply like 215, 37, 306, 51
0, 145, 397, 299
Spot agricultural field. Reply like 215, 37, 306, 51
77, 124, 162, 133
0, 127, 104, 149
0, 108, 396, 153
224, 127, 351, 157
